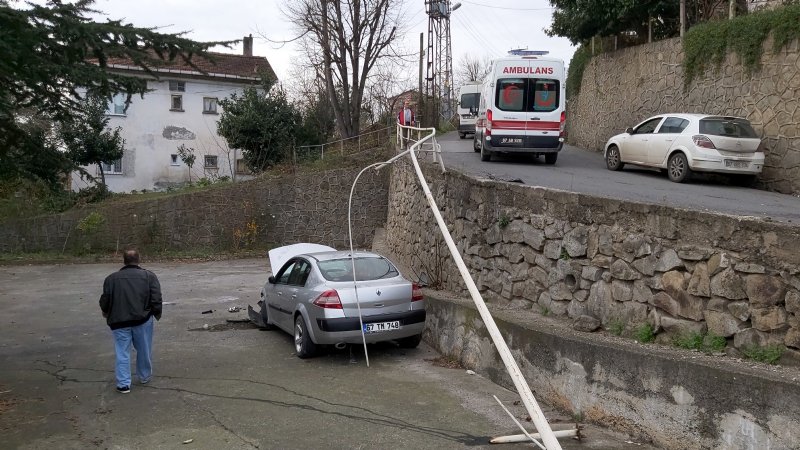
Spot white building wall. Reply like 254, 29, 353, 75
72, 77, 251, 193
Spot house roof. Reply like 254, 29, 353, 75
101, 51, 275, 83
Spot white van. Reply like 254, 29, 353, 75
473, 50, 566, 164
457, 82, 481, 139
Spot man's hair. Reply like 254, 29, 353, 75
123, 249, 140, 265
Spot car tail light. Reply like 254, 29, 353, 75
486, 109, 492, 136
411, 284, 424, 301
559, 111, 566, 137
313, 290, 342, 309
692, 135, 716, 149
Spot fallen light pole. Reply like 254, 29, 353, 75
346, 124, 563, 449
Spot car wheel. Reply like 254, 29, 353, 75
480, 143, 492, 161
294, 315, 317, 358
397, 334, 422, 349
605, 145, 624, 171
544, 153, 558, 165
258, 299, 274, 330
473, 136, 480, 152
667, 153, 692, 183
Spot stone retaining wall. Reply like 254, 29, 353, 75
386, 161, 800, 360
0, 165, 390, 254
567, 36, 800, 194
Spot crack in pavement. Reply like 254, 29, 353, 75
178, 395, 260, 449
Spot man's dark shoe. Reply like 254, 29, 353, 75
116, 385, 131, 394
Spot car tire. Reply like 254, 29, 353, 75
480, 143, 492, 161
544, 153, 558, 165
397, 334, 422, 349
667, 153, 692, 183
473, 136, 480, 152
605, 145, 624, 171
294, 315, 317, 359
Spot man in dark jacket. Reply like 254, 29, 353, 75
100, 249, 162, 393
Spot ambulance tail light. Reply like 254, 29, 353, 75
559, 111, 566, 138
486, 109, 492, 136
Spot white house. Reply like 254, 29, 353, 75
72, 36, 273, 193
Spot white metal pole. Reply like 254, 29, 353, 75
490, 429, 579, 444
402, 126, 562, 450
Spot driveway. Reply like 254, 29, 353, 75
438, 132, 800, 223
0, 259, 654, 449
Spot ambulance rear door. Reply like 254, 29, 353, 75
490, 59, 530, 149
524, 61, 563, 151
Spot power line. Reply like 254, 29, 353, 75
460, 0, 554, 11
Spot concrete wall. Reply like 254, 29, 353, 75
566, 36, 800, 194
71, 78, 250, 193
3, 165, 389, 255
423, 294, 800, 450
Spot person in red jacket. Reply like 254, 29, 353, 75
397, 100, 415, 148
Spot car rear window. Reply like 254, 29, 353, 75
699, 118, 758, 138
317, 257, 399, 282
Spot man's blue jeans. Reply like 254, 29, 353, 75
112, 316, 154, 388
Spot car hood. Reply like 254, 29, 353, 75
268, 243, 336, 274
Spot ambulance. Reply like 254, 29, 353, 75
457, 81, 481, 139
473, 50, 566, 164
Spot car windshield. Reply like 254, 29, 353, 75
699, 118, 758, 138
317, 257, 399, 282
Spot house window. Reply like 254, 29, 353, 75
169, 80, 186, 92
171, 95, 183, 111
106, 93, 126, 116
203, 97, 218, 114
100, 159, 123, 174
170, 154, 179, 166
204, 155, 218, 169
235, 159, 250, 175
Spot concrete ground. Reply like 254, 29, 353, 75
0, 258, 656, 449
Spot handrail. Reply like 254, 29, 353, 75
396, 122, 445, 172
295, 126, 393, 161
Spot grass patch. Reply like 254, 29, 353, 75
498, 215, 510, 228
540, 306, 551, 316
672, 332, 728, 353
566, 45, 592, 100
741, 345, 784, 365
634, 324, 656, 343
683, 4, 800, 84
608, 319, 625, 336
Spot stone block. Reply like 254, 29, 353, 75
645, 275, 663, 290
728, 301, 751, 322
632, 255, 658, 276
549, 282, 573, 301
751, 306, 789, 332
708, 252, 732, 276
787, 290, 800, 314
677, 245, 713, 261
501, 220, 526, 243
612, 280, 633, 302
660, 315, 707, 337
710, 268, 747, 300
610, 259, 641, 281
543, 241, 562, 260
522, 224, 546, 251
633, 280, 653, 304
563, 226, 588, 257
528, 266, 548, 286
485, 224, 502, 245
654, 248, 684, 272
704, 310, 747, 337
687, 262, 711, 298
786, 328, 800, 349
733, 328, 784, 349
591, 254, 614, 269
661, 270, 687, 292
581, 266, 604, 282
535, 254, 551, 270
745, 274, 786, 307
735, 263, 766, 274
573, 315, 601, 332
574, 289, 589, 302
499, 243, 525, 264
706, 297, 728, 312
652, 292, 680, 317
597, 226, 614, 256
567, 299, 588, 319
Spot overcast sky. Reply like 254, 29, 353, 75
86, 0, 575, 90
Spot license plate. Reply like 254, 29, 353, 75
725, 160, 749, 169
363, 321, 400, 333
500, 137, 523, 145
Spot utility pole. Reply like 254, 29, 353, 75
419, 33, 424, 126
425, 1, 460, 125
680, 0, 686, 38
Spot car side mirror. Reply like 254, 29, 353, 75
625, 127, 634, 134
268, 275, 275, 284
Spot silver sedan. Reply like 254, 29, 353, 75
259, 250, 426, 358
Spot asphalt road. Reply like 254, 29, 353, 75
0, 259, 654, 450
437, 132, 800, 223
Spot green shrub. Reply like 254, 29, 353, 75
683, 4, 800, 84
608, 320, 625, 336
566, 45, 592, 100
673, 331, 729, 353
77, 211, 106, 234
498, 215, 510, 228
673, 332, 704, 350
741, 345, 784, 364
634, 324, 656, 343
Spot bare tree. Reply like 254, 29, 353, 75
284, 0, 405, 138
455, 53, 491, 89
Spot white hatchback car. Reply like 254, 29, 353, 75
603, 114, 764, 183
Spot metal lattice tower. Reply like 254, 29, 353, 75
425, 1, 456, 123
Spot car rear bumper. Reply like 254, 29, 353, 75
690, 156, 764, 174
458, 124, 476, 133
485, 134, 562, 153
311, 309, 426, 344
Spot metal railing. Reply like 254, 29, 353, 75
294, 126, 393, 164
396, 122, 445, 172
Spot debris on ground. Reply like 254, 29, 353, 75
227, 306, 242, 313
182, 438, 194, 444
425, 356, 463, 369
201, 310, 213, 314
